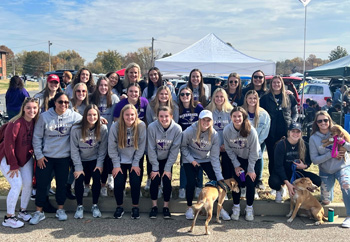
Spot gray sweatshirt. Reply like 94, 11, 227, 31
108, 120, 147, 168
178, 83, 210, 103
65, 84, 74, 100
33, 92, 46, 112
145, 103, 179, 125
212, 109, 232, 146
33, 107, 82, 160
70, 124, 108, 172
181, 122, 223, 181
223, 123, 260, 173
93, 94, 120, 130
147, 120, 182, 172
309, 131, 350, 174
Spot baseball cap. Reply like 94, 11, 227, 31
199, 110, 213, 120
47, 74, 60, 83
289, 122, 302, 131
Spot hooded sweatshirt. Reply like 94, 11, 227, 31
33, 107, 82, 160
146, 103, 179, 125
93, 94, 119, 130
70, 124, 108, 172
212, 109, 231, 146
147, 120, 182, 172
181, 122, 223, 181
247, 108, 271, 145
309, 131, 350, 174
223, 123, 260, 173
108, 120, 147, 168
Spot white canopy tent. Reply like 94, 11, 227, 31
155, 33, 276, 76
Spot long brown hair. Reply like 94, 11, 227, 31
72, 68, 95, 93
226, 72, 242, 100
79, 104, 101, 141
242, 90, 260, 128
247, 70, 267, 92
90, 77, 113, 108
39, 80, 63, 111
188, 69, 207, 106
268, 75, 289, 108
117, 104, 141, 149
311, 111, 334, 135
178, 87, 195, 114
230, 106, 251, 137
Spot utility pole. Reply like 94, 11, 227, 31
151, 37, 155, 67
48, 41, 52, 71
12, 57, 15, 75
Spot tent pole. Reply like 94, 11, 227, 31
300, 5, 307, 121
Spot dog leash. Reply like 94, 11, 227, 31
290, 164, 304, 183
331, 135, 345, 158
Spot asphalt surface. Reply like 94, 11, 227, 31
0, 211, 349, 242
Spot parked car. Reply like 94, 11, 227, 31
328, 78, 350, 93
44, 69, 77, 83
298, 83, 332, 107
171, 79, 187, 95
265, 76, 301, 106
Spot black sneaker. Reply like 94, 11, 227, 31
114, 207, 124, 219
131, 207, 140, 219
163, 207, 171, 219
149, 206, 158, 219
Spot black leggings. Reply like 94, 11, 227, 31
150, 159, 172, 202
75, 160, 101, 205
114, 163, 141, 206
221, 151, 234, 179
268, 169, 322, 191
184, 162, 217, 206
232, 157, 259, 207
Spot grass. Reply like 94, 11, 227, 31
0, 79, 39, 94
0, 152, 343, 204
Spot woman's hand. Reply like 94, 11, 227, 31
191, 160, 199, 167
294, 160, 307, 170
100, 117, 108, 125
120, 94, 128, 100
162, 171, 172, 180
286, 182, 295, 197
94, 167, 103, 174
286, 90, 293, 95
112, 167, 122, 178
247, 172, 256, 182
337, 150, 346, 160
37, 157, 48, 169
220, 144, 225, 152
131, 166, 141, 176
7, 169, 19, 178
74, 170, 85, 179
150, 171, 160, 180
234, 167, 243, 177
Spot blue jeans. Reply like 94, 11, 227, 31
319, 166, 350, 216
256, 142, 266, 181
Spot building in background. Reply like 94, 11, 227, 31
0, 49, 7, 80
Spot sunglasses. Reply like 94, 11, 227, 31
317, 119, 329, 124
76, 90, 87, 93
57, 100, 70, 105
180, 93, 191, 97
253, 75, 264, 80
229, 80, 239, 84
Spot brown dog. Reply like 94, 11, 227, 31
188, 178, 239, 235
322, 125, 350, 154
286, 177, 326, 225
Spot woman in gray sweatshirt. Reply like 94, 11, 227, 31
31, 93, 82, 225
70, 104, 108, 219
181, 110, 224, 220
108, 104, 147, 220
309, 111, 350, 228
223, 106, 260, 222
148, 106, 182, 219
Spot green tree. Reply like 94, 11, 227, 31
23, 51, 49, 76
56, 50, 85, 70
161, 53, 172, 58
94, 50, 122, 73
329, 46, 348, 61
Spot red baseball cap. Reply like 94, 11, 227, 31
47, 74, 60, 82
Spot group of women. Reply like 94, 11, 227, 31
1, 65, 350, 229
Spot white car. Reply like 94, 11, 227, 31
299, 83, 332, 106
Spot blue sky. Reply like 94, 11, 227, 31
1, 0, 349, 64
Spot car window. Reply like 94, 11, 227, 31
308, 86, 318, 94
316, 86, 324, 94
303, 85, 310, 94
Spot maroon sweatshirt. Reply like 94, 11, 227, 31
0, 117, 34, 170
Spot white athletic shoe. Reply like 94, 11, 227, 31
231, 206, 240, 221
245, 206, 254, 221
220, 209, 231, 221
185, 207, 194, 220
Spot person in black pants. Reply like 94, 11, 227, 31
269, 122, 321, 203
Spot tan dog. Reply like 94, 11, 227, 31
286, 177, 326, 225
188, 178, 239, 235
322, 125, 350, 154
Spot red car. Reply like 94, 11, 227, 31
265, 76, 301, 107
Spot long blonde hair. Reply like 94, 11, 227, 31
311, 111, 334, 135
71, 83, 89, 112
242, 90, 260, 128
268, 75, 289, 108
117, 104, 140, 149
124, 63, 141, 88
9, 97, 40, 123
287, 130, 306, 162
206, 88, 233, 113
150, 86, 175, 114
195, 118, 213, 143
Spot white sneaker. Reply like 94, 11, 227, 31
275, 188, 284, 203
270, 189, 276, 196
195, 187, 202, 198
185, 207, 194, 220
30, 189, 36, 201
2, 216, 24, 228
91, 204, 102, 218
240, 187, 246, 198
245, 206, 254, 221
179, 188, 186, 199
74, 205, 84, 219
220, 209, 231, 221
55, 209, 67, 221
224, 194, 229, 201
254, 188, 260, 200
83, 186, 90, 197
107, 174, 114, 190
342, 217, 350, 228
100, 187, 108, 197
144, 179, 151, 190
231, 206, 240, 220
18, 210, 32, 222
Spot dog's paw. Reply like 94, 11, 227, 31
188, 229, 193, 233
205, 231, 211, 235
287, 218, 294, 223
314, 221, 323, 226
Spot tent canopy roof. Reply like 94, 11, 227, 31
155, 33, 275, 76
305, 55, 350, 78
